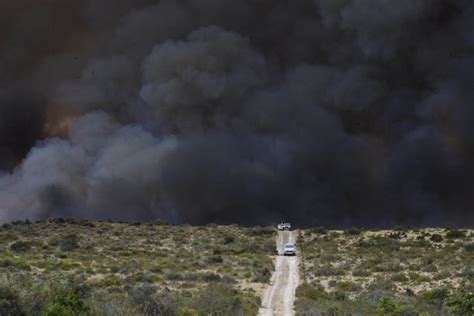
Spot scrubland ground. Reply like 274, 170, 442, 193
296, 227, 474, 315
1, 220, 473, 315
0, 219, 275, 315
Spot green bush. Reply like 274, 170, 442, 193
423, 288, 448, 301
42, 293, 89, 316
447, 290, 474, 315
377, 297, 400, 313
421, 288, 449, 311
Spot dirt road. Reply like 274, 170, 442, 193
259, 230, 300, 316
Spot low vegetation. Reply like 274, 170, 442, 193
296, 227, 474, 315
2, 220, 472, 315
0, 219, 275, 315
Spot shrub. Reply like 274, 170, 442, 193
408, 271, 428, 282
252, 267, 271, 283
430, 234, 443, 242
0, 259, 14, 268
179, 307, 198, 316
165, 272, 183, 281
391, 273, 408, 282
357, 237, 400, 251
418, 275, 432, 282
336, 281, 361, 292
87, 291, 136, 315
42, 293, 90, 316
433, 271, 451, 280
9, 241, 31, 252
333, 290, 349, 302
463, 243, 474, 252
128, 285, 157, 306
223, 235, 234, 245
221, 275, 236, 284
352, 268, 372, 277
446, 230, 465, 239
377, 297, 400, 313
50, 234, 80, 252
313, 264, 346, 276
0, 286, 24, 316
140, 293, 178, 316
373, 262, 403, 272
206, 255, 223, 264
345, 227, 362, 235
388, 231, 406, 239
247, 226, 273, 236
368, 278, 395, 291
408, 264, 422, 271
119, 261, 141, 275
296, 283, 329, 301
201, 273, 221, 282
423, 288, 448, 301
9, 259, 31, 271
0, 231, 18, 243
447, 290, 474, 315
422, 264, 438, 273
51, 218, 66, 224
189, 283, 246, 315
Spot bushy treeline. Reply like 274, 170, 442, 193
0, 275, 260, 315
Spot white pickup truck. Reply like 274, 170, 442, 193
277, 222, 291, 231
283, 243, 296, 256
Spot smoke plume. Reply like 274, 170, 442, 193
1, 0, 473, 227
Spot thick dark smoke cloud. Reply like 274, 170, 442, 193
1, 0, 473, 227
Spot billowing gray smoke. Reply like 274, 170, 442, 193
1, 0, 474, 227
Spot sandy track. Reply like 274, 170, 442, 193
259, 230, 300, 316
